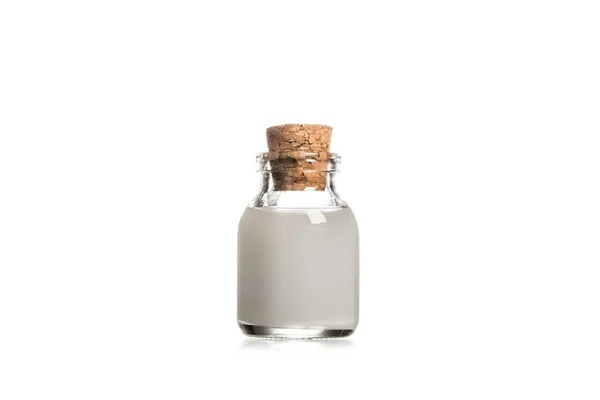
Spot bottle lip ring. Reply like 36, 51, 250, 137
256, 151, 339, 160
256, 152, 341, 173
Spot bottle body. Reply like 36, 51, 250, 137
237, 152, 359, 339
238, 206, 359, 338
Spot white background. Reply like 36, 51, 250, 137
1, 1, 599, 398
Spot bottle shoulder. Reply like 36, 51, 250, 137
239, 205, 358, 229
248, 189, 349, 209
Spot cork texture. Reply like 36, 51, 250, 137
265, 124, 333, 191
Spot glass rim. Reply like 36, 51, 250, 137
256, 151, 341, 173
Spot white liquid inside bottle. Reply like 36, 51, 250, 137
238, 207, 359, 336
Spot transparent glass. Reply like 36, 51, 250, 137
237, 152, 359, 339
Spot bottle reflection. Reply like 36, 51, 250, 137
240, 338, 355, 351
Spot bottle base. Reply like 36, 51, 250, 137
239, 322, 354, 340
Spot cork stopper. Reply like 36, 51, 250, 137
265, 124, 333, 191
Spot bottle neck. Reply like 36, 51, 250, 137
249, 171, 347, 209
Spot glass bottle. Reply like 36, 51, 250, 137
237, 124, 359, 339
